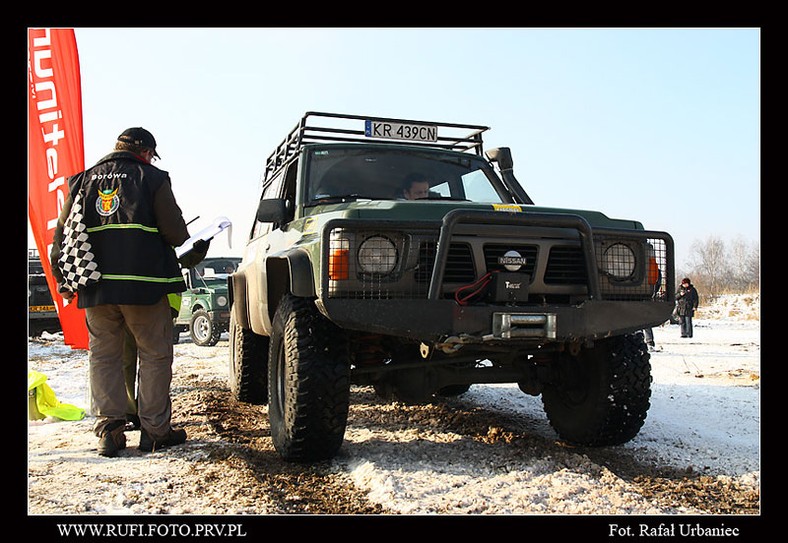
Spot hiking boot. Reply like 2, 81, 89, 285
139, 427, 187, 452
97, 420, 127, 457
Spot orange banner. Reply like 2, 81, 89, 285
28, 28, 88, 349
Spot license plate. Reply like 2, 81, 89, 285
30, 305, 56, 312
365, 120, 437, 142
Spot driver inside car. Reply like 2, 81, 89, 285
400, 173, 430, 200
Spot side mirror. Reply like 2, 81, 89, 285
256, 198, 288, 224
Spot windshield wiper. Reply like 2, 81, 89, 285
309, 193, 399, 205
421, 194, 469, 201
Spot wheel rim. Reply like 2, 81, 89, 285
194, 315, 210, 341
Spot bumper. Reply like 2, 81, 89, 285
320, 298, 674, 344
29, 308, 59, 321
209, 309, 232, 325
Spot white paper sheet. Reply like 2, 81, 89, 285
175, 216, 232, 258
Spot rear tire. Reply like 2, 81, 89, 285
228, 309, 269, 404
542, 332, 651, 446
268, 295, 350, 462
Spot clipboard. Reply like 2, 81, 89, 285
176, 216, 232, 259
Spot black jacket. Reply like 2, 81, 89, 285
51, 151, 192, 307
676, 284, 699, 317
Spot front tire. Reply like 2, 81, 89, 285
228, 309, 269, 404
542, 332, 651, 446
268, 295, 350, 462
437, 384, 471, 397
190, 309, 222, 346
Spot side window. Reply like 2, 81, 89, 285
251, 172, 285, 239
461, 169, 503, 203
430, 181, 451, 197
282, 161, 298, 221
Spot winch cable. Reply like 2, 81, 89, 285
454, 271, 497, 306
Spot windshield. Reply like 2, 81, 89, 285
188, 258, 242, 287
304, 146, 506, 204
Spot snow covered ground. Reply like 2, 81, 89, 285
338, 314, 761, 514
27, 294, 760, 519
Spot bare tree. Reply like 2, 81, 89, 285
687, 236, 729, 297
743, 243, 760, 291
686, 236, 760, 297
728, 237, 760, 291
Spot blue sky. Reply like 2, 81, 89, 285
30, 27, 760, 269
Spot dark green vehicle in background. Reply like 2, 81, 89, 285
228, 112, 675, 462
28, 250, 61, 337
175, 257, 241, 346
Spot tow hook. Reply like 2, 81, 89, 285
429, 337, 465, 355
419, 342, 431, 358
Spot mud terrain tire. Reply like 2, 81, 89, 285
269, 295, 350, 461
228, 310, 269, 404
542, 332, 651, 446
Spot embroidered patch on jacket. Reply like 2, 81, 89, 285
96, 187, 120, 216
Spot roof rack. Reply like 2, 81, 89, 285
264, 112, 489, 181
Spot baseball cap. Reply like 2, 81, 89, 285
117, 127, 160, 158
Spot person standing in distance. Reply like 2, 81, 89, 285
51, 127, 208, 457
675, 277, 700, 338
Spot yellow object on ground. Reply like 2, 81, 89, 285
28, 370, 85, 421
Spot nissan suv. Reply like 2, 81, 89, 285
228, 112, 675, 461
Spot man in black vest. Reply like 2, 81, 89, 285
51, 127, 207, 457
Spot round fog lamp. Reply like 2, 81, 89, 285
603, 243, 636, 279
358, 236, 398, 274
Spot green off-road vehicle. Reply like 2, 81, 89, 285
175, 257, 241, 346
228, 112, 675, 461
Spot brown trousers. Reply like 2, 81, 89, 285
86, 296, 174, 439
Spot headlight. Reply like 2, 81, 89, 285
358, 236, 398, 274
603, 243, 636, 279
216, 295, 228, 307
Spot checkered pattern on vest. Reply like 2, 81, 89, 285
58, 190, 101, 291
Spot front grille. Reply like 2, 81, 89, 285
28, 276, 55, 307
325, 224, 671, 304
416, 242, 475, 284
544, 246, 587, 284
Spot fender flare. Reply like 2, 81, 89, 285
266, 248, 315, 322
229, 272, 250, 329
